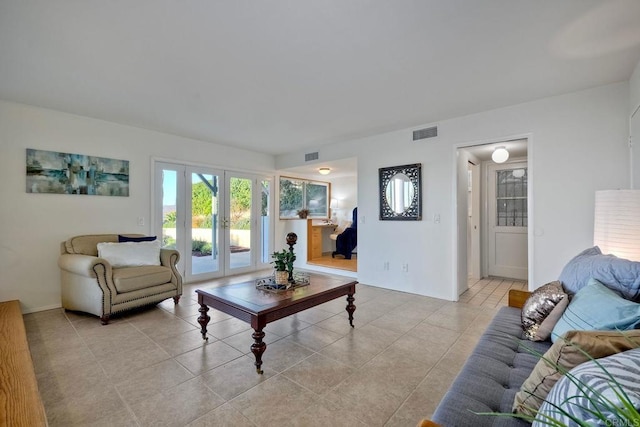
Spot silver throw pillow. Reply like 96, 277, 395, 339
521, 281, 568, 341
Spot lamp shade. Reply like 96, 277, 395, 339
594, 190, 640, 261
492, 147, 509, 163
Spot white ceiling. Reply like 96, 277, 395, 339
2, 1, 640, 156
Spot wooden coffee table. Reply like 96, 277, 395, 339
196, 274, 357, 374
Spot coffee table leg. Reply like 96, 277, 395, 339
198, 304, 210, 340
346, 293, 356, 327
251, 328, 266, 374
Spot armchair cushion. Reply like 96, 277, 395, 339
112, 266, 173, 293
97, 241, 161, 268
65, 234, 119, 256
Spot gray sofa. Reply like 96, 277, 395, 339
427, 246, 640, 426
431, 295, 549, 426
58, 234, 182, 324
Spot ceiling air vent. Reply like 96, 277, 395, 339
413, 126, 438, 141
305, 152, 319, 162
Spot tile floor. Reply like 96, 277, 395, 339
25, 271, 526, 426
459, 276, 528, 308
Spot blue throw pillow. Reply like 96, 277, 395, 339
118, 235, 157, 243
551, 278, 640, 343
558, 246, 640, 301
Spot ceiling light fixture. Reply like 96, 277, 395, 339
492, 147, 509, 163
318, 167, 331, 175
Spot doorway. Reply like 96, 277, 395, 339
456, 138, 530, 298
154, 161, 273, 282
487, 161, 528, 280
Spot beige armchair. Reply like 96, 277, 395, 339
58, 234, 182, 324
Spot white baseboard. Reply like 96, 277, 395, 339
22, 304, 62, 314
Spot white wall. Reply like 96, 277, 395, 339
0, 100, 275, 312
1, 81, 631, 311
329, 175, 357, 224
277, 82, 630, 300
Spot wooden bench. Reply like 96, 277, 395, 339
0, 300, 47, 426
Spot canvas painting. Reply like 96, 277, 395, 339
26, 149, 129, 196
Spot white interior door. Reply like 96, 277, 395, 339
487, 162, 528, 280
468, 162, 481, 280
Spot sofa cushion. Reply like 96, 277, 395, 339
513, 329, 640, 417
533, 347, 640, 426
558, 246, 640, 301
432, 306, 552, 427
65, 234, 119, 256
112, 266, 172, 293
521, 281, 568, 341
97, 241, 161, 268
551, 278, 640, 342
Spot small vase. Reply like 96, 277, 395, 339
274, 270, 289, 285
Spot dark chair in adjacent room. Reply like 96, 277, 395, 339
332, 207, 357, 259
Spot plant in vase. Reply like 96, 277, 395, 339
271, 249, 296, 285
297, 209, 310, 219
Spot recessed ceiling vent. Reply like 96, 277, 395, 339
413, 126, 438, 141
305, 152, 319, 162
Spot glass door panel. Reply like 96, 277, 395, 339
226, 175, 253, 272
260, 179, 271, 265
188, 170, 222, 280
156, 163, 186, 275
161, 169, 178, 251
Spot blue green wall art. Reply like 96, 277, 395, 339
26, 149, 130, 196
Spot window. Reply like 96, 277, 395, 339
496, 168, 527, 227
279, 176, 330, 219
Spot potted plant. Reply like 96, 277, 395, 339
297, 209, 310, 219
271, 249, 296, 285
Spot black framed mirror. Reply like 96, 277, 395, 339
379, 163, 422, 220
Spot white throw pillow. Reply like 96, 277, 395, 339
97, 241, 161, 268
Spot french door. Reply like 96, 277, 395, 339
154, 162, 273, 282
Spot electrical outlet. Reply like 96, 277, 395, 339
137, 216, 144, 226
402, 263, 409, 272
434, 214, 440, 224
383, 261, 389, 271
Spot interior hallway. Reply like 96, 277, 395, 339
459, 277, 528, 307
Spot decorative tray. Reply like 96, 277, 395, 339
255, 272, 310, 293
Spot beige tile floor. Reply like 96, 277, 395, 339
24, 272, 526, 426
